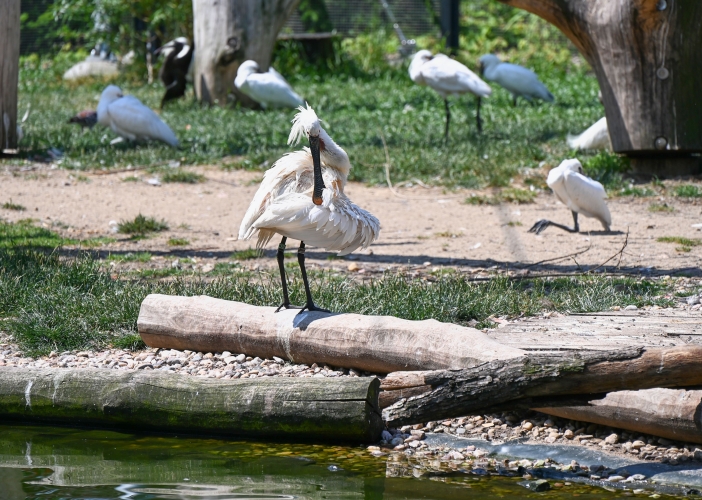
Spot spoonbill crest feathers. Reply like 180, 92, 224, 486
288, 104, 321, 146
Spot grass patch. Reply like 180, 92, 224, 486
618, 186, 656, 197
106, 252, 152, 263
673, 185, 702, 198
0, 219, 75, 249
435, 231, 463, 238
465, 194, 501, 205
231, 248, 261, 260
582, 152, 630, 191
121, 176, 140, 182
465, 188, 536, 205
2, 200, 26, 211
656, 236, 702, 247
649, 203, 674, 213
507, 221, 523, 227
80, 236, 117, 248
167, 237, 190, 246
117, 214, 168, 236
161, 169, 206, 184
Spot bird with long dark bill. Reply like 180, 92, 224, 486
529, 158, 611, 235
239, 105, 379, 313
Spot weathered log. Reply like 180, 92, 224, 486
0, 367, 383, 442
137, 294, 526, 373
498, 0, 702, 176
536, 388, 702, 445
0, 0, 20, 153
382, 346, 702, 426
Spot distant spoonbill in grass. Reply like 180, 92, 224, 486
479, 54, 554, 106
68, 110, 98, 129
409, 50, 492, 138
97, 85, 179, 147
239, 105, 380, 312
234, 60, 304, 109
529, 158, 611, 234
154, 37, 194, 108
567, 117, 610, 151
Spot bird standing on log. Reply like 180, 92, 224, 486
154, 37, 194, 109
234, 60, 305, 109
239, 105, 379, 312
479, 54, 554, 106
409, 50, 492, 138
529, 158, 611, 234
97, 85, 179, 147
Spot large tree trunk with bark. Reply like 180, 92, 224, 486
497, 0, 702, 176
192, 0, 301, 106
0, 0, 20, 153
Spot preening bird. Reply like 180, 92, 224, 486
154, 37, 194, 108
529, 158, 611, 234
234, 60, 304, 109
97, 85, 179, 147
567, 117, 610, 151
239, 105, 380, 312
479, 54, 554, 106
409, 49, 492, 138
68, 110, 98, 129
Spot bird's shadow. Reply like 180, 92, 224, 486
291, 310, 343, 330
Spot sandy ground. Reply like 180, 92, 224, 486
2, 163, 701, 275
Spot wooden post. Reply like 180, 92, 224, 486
440, 0, 460, 54
192, 0, 301, 106
1, 0, 20, 153
497, 0, 702, 177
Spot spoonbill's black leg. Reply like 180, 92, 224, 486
275, 236, 303, 312
444, 99, 451, 141
297, 241, 330, 313
529, 211, 580, 235
475, 97, 483, 134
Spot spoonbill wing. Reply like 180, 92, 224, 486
242, 72, 304, 109
423, 57, 492, 97
107, 96, 179, 146
494, 63, 553, 102
567, 117, 610, 150
563, 170, 611, 226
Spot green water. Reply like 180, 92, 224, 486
0, 424, 627, 499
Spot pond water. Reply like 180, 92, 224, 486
0, 423, 630, 499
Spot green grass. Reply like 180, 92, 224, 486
0, 219, 75, 248
657, 236, 701, 247
106, 252, 153, 263
617, 186, 656, 197
673, 185, 702, 198
2, 200, 26, 211
161, 169, 206, 184
79, 236, 117, 248
232, 248, 261, 260
465, 187, 536, 205
117, 214, 168, 235
122, 176, 140, 182
167, 237, 190, 246
649, 203, 674, 213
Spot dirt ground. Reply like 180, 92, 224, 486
2, 163, 701, 276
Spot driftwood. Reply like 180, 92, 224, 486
137, 294, 526, 374
536, 389, 702, 445
381, 346, 702, 426
0, 367, 382, 442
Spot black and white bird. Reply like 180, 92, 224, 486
529, 158, 611, 234
479, 54, 554, 106
234, 60, 304, 109
409, 50, 492, 138
154, 37, 194, 108
97, 85, 179, 147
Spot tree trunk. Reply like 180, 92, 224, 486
381, 346, 702, 426
192, 0, 301, 106
497, 0, 702, 176
0, 367, 383, 442
137, 294, 526, 374
0, 0, 20, 153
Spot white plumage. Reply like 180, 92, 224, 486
479, 54, 554, 105
234, 61, 304, 109
530, 158, 611, 234
409, 50, 492, 136
97, 85, 179, 147
239, 106, 379, 255
567, 117, 610, 151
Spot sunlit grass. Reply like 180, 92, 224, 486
117, 214, 169, 235
2, 200, 26, 211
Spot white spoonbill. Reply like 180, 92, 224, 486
479, 54, 554, 106
567, 117, 610, 151
97, 85, 179, 147
409, 50, 492, 138
239, 105, 380, 312
234, 60, 304, 109
529, 158, 611, 234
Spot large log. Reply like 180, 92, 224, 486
382, 346, 702, 426
0, 367, 383, 442
137, 294, 526, 373
0, 0, 20, 153
536, 388, 702, 445
498, 0, 702, 176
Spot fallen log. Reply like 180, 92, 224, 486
535, 389, 702, 445
137, 294, 525, 373
382, 346, 702, 426
0, 367, 383, 442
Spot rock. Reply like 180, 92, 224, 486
543, 419, 555, 427
410, 430, 425, 439
624, 304, 638, 310
223, 356, 237, 364
235, 354, 246, 363
629, 474, 646, 481
381, 430, 393, 441
390, 437, 404, 446
347, 262, 359, 272
631, 440, 646, 449
564, 429, 574, 439
657, 437, 673, 446
273, 356, 284, 364
520, 480, 550, 492
604, 433, 619, 445
147, 177, 161, 186
473, 450, 487, 458
687, 295, 700, 305
607, 475, 625, 482
522, 421, 534, 430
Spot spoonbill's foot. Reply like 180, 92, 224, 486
275, 302, 304, 313
300, 302, 331, 314
528, 219, 552, 235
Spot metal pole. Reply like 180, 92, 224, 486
440, 0, 459, 54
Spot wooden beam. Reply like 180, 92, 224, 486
0, 367, 383, 442
0, 0, 20, 153
137, 294, 526, 374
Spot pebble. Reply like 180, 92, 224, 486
624, 305, 638, 310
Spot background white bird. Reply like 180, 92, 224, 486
239, 105, 379, 312
234, 60, 304, 109
479, 54, 554, 106
154, 37, 194, 108
529, 158, 611, 234
409, 49, 492, 138
97, 85, 179, 147
567, 117, 610, 151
